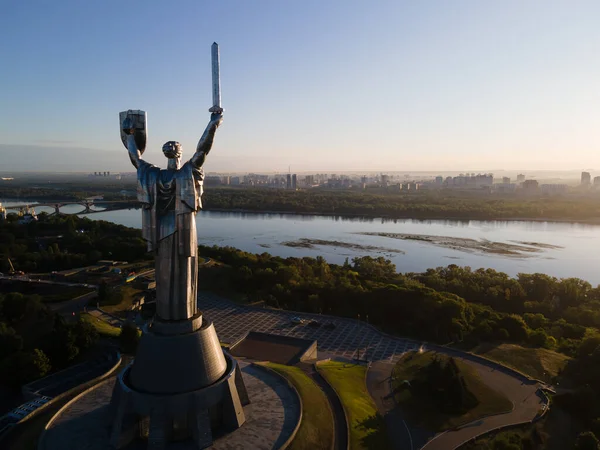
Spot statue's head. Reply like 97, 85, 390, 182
162, 141, 182, 159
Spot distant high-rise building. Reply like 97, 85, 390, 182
581, 171, 591, 186
594, 176, 600, 187
517, 174, 525, 183
381, 174, 389, 187
286, 173, 292, 189
291, 174, 297, 190
435, 176, 443, 185
522, 179, 539, 192
502, 177, 510, 184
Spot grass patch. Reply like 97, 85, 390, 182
317, 361, 388, 450
392, 351, 512, 432
81, 313, 121, 337
472, 343, 570, 384
261, 363, 334, 450
100, 285, 143, 315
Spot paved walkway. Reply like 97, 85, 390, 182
421, 360, 543, 450
366, 359, 543, 450
200, 292, 424, 363
367, 361, 433, 450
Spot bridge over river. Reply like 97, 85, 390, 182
4, 199, 139, 215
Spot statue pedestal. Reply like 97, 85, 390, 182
109, 318, 249, 449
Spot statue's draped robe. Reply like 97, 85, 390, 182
137, 160, 204, 321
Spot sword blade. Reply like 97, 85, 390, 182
211, 42, 221, 110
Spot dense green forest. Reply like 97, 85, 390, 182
4, 183, 600, 220
0, 293, 99, 387
199, 245, 599, 355
0, 213, 148, 273
203, 188, 600, 221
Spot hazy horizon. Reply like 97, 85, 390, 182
2, 1, 600, 172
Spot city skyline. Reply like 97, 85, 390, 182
2, 1, 600, 172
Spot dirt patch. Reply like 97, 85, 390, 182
355, 232, 557, 257
510, 240, 564, 250
281, 238, 405, 254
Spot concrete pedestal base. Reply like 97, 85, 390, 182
40, 362, 301, 450
108, 319, 249, 449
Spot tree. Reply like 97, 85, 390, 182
0, 322, 23, 360
98, 281, 109, 303
45, 316, 79, 367
119, 322, 140, 354
1, 292, 44, 323
0, 349, 51, 387
575, 431, 600, 450
529, 328, 552, 348
73, 318, 99, 351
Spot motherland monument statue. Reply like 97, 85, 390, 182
109, 43, 250, 450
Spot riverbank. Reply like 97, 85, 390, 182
202, 207, 600, 225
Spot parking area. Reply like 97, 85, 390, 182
199, 292, 425, 363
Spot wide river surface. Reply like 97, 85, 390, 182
4, 200, 600, 284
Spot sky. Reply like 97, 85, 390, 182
1, 1, 600, 173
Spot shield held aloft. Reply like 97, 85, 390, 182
119, 110, 147, 154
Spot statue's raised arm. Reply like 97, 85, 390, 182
119, 110, 148, 169
123, 120, 142, 169
190, 113, 223, 169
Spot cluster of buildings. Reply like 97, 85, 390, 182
580, 171, 600, 188
101, 168, 599, 197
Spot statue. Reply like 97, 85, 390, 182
108, 44, 248, 450
120, 112, 223, 321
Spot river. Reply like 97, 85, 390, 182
3, 200, 600, 284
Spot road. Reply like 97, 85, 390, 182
420, 363, 542, 450
199, 291, 545, 450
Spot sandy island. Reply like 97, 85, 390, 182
354, 232, 564, 257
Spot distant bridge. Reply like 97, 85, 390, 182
5, 200, 139, 215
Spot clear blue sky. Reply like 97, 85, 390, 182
1, 1, 599, 172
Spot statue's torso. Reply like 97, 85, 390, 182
137, 160, 203, 251
156, 170, 177, 216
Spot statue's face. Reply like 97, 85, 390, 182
162, 141, 182, 159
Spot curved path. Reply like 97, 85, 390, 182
199, 291, 545, 450
367, 360, 543, 450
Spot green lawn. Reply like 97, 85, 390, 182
81, 312, 121, 337
317, 361, 388, 450
262, 363, 334, 450
472, 343, 570, 384
100, 285, 143, 315
392, 351, 513, 432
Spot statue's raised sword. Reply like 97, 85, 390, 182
209, 42, 223, 113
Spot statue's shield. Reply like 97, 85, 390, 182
119, 110, 147, 154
